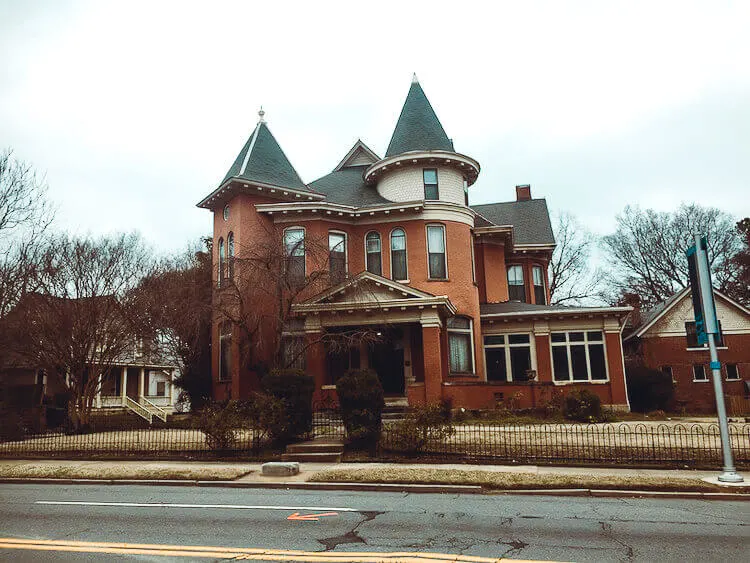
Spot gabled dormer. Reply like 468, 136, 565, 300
333, 140, 380, 172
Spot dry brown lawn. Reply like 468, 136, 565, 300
0, 461, 252, 480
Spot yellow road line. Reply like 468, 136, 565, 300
0, 537, 559, 562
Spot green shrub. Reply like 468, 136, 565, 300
262, 369, 315, 443
195, 401, 243, 450
625, 362, 675, 413
238, 392, 287, 449
336, 368, 385, 447
388, 402, 455, 453
563, 389, 605, 423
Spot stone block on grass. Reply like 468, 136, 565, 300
261, 462, 300, 477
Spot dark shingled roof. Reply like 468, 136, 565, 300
309, 165, 390, 207
385, 80, 454, 157
471, 199, 555, 245
221, 122, 309, 192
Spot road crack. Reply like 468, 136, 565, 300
318, 510, 383, 552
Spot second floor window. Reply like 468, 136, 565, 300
227, 232, 235, 280
685, 321, 724, 348
366, 231, 382, 276
427, 224, 447, 279
391, 228, 408, 281
329, 232, 347, 284
284, 228, 305, 286
423, 169, 438, 200
219, 321, 232, 382
532, 265, 546, 305
507, 265, 525, 302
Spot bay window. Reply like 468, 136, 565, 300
390, 228, 408, 281
448, 317, 474, 374
365, 231, 382, 275
507, 265, 525, 302
427, 224, 447, 279
329, 231, 347, 284
484, 334, 533, 382
551, 331, 607, 382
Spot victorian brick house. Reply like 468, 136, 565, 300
198, 76, 632, 410
625, 288, 750, 413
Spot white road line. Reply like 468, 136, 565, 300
35, 501, 358, 512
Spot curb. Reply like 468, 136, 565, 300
1, 478, 749, 500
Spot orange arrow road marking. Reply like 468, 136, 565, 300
287, 512, 338, 521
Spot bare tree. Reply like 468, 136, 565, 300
549, 212, 603, 305
727, 217, 750, 305
7, 233, 155, 430
140, 239, 213, 410
601, 204, 742, 308
0, 149, 54, 320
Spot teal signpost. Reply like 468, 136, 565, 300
686, 235, 743, 483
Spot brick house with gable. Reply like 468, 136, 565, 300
198, 75, 632, 411
625, 288, 750, 413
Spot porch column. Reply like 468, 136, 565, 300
121, 366, 128, 406
95, 380, 101, 408
169, 370, 175, 407
421, 319, 443, 404
138, 367, 145, 400
305, 331, 327, 395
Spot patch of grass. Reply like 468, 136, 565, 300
0, 463, 252, 481
310, 467, 749, 493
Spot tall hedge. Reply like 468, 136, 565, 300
626, 362, 675, 413
336, 368, 385, 447
261, 369, 315, 443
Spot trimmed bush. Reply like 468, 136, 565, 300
195, 401, 243, 450
336, 368, 385, 447
563, 389, 605, 422
261, 369, 315, 443
237, 392, 287, 449
626, 362, 675, 413
388, 402, 455, 453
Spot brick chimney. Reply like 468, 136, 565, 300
515, 184, 531, 201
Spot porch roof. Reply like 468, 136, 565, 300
480, 301, 632, 319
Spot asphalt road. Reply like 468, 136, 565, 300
0, 484, 748, 562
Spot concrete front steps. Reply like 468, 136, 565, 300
281, 439, 344, 463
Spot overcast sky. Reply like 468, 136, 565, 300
2, 0, 748, 252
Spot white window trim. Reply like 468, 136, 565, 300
726, 364, 741, 381
692, 364, 709, 382
284, 226, 307, 278
448, 317, 475, 374
425, 223, 448, 280
389, 227, 409, 282
482, 332, 537, 383
550, 331, 610, 384
364, 230, 382, 276
328, 230, 349, 277
506, 264, 525, 301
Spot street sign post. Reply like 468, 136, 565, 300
686, 234, 743, 483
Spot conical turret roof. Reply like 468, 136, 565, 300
385, 75, 454, 157
221, 116, 307, 191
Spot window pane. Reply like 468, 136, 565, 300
552, 347, 570, 381
685, 322, 699, 348
449, 333, 471, 373
288, 255, 305, 285
534, 285, 546, 305
589, 344, 607, 380
510, 346, 531, 381
423, 169, 438, 184
285, 229, 304, 256
448, 317, 471, 329
366, 232, 381, 253
532, 266, 544, 285
569, 332, 585, 342
693, 364, 706, 381
392, 249, 407, 280
507, 265, 524, 285
551, 333, 567, 343
586, 331, 603, 341
329, 232, 345, 252
485, 348, 507, 381
427, 226, 445, 252
484, 335, 505, 345
508, 334, 530, 344
571, 346, 588, 380
366, 252, 382, 276
424, 185, 439, 200
429, 252, 446, 278
727, 364, 739, 380
508, 285, 526, 302
391, 229, 406, 251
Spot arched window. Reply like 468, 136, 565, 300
219, 321, 232, 382
365, 231, 382, 275
218, 238, 225, 287
284, 227, 305, 286
328, 231, 347, 284
227, 232, 235, 280
390, 228, 407, 281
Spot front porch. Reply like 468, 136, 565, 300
97, 366, 178, 423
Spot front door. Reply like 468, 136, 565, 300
370, 342, 405, 396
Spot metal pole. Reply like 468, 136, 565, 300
707, 319, 743, 482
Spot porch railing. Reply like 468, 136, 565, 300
99, 395, 125, 408
124, 396, 152, 423
138, 396, 169, 423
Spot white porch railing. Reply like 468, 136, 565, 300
144, 395, 172, 408
124, 396, 153, 423
99, 395, 125, 408
138, 396, 169, 423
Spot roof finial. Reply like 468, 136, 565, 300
412, 72, 419, 84
258, 106, 266, 123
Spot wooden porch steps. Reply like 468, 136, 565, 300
281, 439, 344, 463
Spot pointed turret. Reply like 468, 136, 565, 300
220, 109, 307, 191
385, 76, 454, 157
